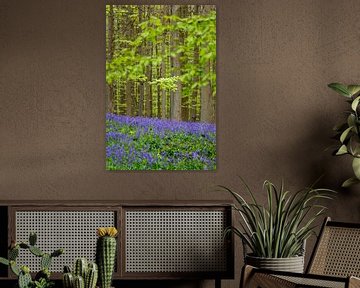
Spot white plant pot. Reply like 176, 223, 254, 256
245, 254, 305, 273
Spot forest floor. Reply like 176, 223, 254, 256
106, 113, 216, 170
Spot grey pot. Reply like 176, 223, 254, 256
245, 254, 305, 273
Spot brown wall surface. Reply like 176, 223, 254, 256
1, 0, 360, 287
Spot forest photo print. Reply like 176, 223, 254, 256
106, 5, 216, 170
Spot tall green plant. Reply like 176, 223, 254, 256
328, 83, 360, 187
221, 179, 334, 258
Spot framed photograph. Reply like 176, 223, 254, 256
105, 5, 216, 170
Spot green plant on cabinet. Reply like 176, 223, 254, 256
0, 232, 64, 288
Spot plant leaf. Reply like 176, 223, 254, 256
352, 157, 360, 179
347, 85, 360, 97
328, 83, 351, 97
340, 126, 353, 143
336, 145, 348, 155
351, 96, 360, 111
0, 257, 9, 266
342, 177, 360, 188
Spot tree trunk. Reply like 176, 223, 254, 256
180, 6, 189, 121
170, 5, 182, 121
126, 81, 133, 116
106, 5, 115, 113
200, 5, 214, 123
160, 24, 167, 119
137, 7, 144, 117
191, 45, 199, 121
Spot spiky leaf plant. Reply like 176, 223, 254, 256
221, 179, 335, 258
328, 82, 360, 187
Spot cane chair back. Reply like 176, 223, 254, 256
241, 218, 360, 288
307, 217, 360, 278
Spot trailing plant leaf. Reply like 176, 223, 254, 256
342, 177, 360, 188
340, 127, 353, 143
335, 145, 348, 155
328, 83, 351, 97
347, 85, 360, 96
329, 82, 360, 186
352, 157, 360, 179
351, 96, 360, 111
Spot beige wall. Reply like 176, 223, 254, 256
1, 0, 360, 287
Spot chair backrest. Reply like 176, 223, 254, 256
307, 217, 360, 277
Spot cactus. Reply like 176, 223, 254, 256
9, 246, 19, 260
18, 270, 32, 288
51, 248, 64, 258
41, 253, 52, 270
63, 260, 98, 288
74, 258, 88, 279
63, 272, 74, 288
35, 268, 50, 281
29, 245, 44, 257
29, 232, 37, 246
0, 232, 63, 288
96, 227, 118, 288
64, 265, 72, 273
74, 275, 85, 288
10, 260, 20, 276
85, 263, 98, 288
0, 257, 9, 266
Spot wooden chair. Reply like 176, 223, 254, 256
241, 217, 360, 288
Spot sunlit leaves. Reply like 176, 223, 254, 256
106, 5, 216, 102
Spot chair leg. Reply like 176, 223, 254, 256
240, 265, 255, 288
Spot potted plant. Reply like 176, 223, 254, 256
328, 82, 360, 187
221, 179, 334, 273
0, 232, 63, 288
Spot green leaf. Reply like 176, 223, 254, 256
352, 157, 360, 179
351, 96, 360, 111
328, 83, 351, 97
347, 85, 360, 97
342, 177, 360, 188
347, 114, 357, 133
336, 145, 348, 155
0, 257, 9, 266
10, 261, 20, 276
340, 126, 353, 143
349, 135, 360, 156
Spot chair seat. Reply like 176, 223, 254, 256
242, 266, 360, 288
277, 274, 346, 288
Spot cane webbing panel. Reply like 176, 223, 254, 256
248, 273, 297, 288
125, 210, 227, 273
309, 226, 360, 277
15, 211, 115, 272
277, 275, 345, 288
